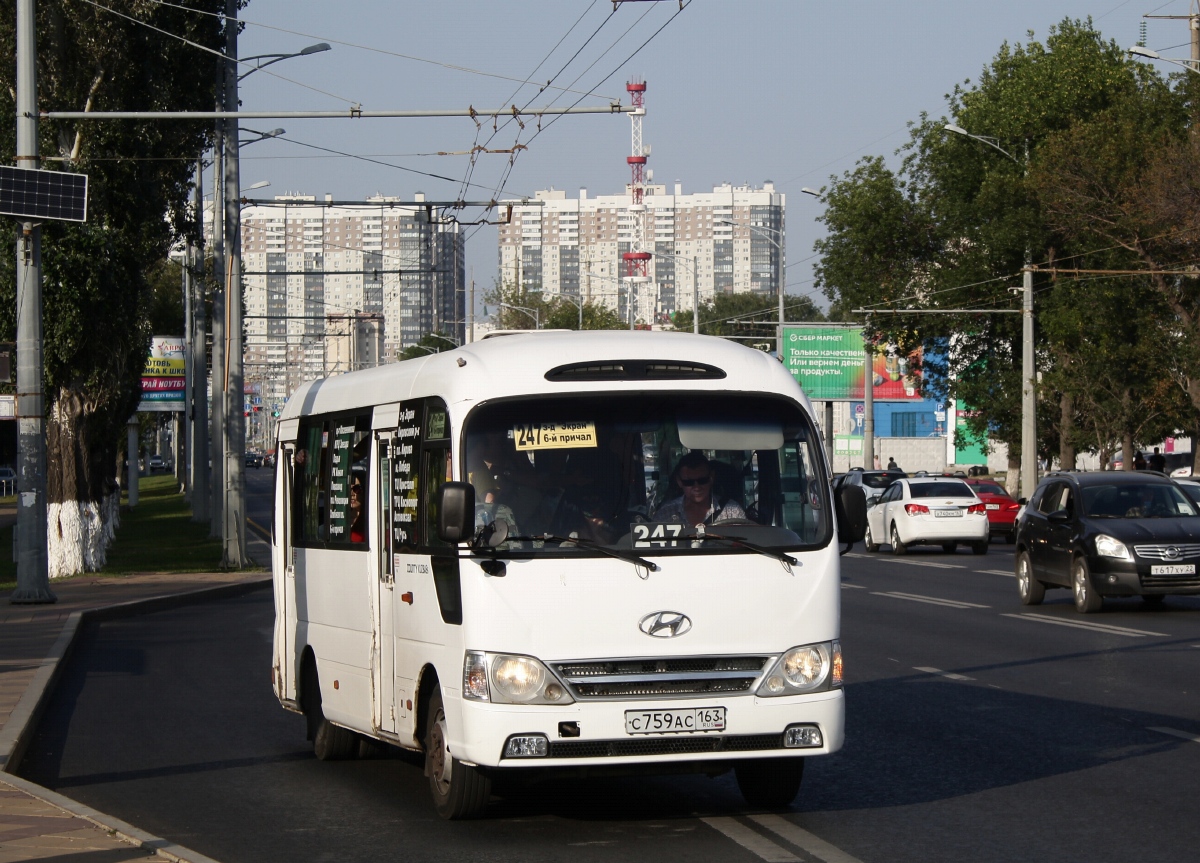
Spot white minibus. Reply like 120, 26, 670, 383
271, 331, 866, 818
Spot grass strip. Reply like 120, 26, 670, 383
0, 475, 232, 590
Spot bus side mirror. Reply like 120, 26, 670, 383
437, 482, 475, 543
836, 484, 867, 546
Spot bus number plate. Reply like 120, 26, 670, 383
625, 707, 726, 735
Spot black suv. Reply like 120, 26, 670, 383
1014, 471, 1200, 612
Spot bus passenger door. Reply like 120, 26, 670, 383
374, 434, 399, 734
277, 443, 299, 702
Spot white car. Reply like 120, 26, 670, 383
864, 476, 990, 555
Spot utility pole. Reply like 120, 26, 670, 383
209, 117, 225, 537
11, 0, 53, 603
222, 0, 247, 567
190, 158, 209, 523
863, 342, 875, 471
1021, 260, 1036, 499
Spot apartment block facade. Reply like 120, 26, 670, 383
235, 194, 464, 409
498, 182, 784, 323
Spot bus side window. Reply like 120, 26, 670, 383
294, 421, 329, 544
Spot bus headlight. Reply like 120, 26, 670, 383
462, 652, 573, 705
757, 641, 841, 696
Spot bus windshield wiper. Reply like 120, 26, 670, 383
689, 525, 798, 569
509, 532, 660, 575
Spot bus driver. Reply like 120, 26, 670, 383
654, 451, 746, 527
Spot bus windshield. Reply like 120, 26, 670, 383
462, 393, 831, 555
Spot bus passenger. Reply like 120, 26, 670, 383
349, 482, 366, 543
654, 451, 746, 527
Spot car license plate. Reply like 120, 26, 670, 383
625, 707, 726, 735
986, 503, 1000, 510
1151, 564, 1195, 575
934, 509, 962, 517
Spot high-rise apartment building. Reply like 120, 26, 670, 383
234, 194, 464, 409
498, 182, 784, 324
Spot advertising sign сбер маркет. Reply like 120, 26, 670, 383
781, 326, 922, 401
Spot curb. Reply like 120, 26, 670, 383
1, 575, 272, 863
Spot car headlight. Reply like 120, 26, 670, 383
757, 640, 842, 697
1094, 533, 1131, 560
462, 651, 573, 705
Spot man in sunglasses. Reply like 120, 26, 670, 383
653, 451, 746, 526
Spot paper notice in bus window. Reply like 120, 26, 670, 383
513, 421, 598, 451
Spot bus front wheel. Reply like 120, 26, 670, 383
425, 690, 491, 819
734, 757, 804, 809
302, 660, 357, 761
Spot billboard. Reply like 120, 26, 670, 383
781, 326, 923, 401
138, 335, 185, 412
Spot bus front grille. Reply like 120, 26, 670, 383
545, 733, 784, 759
553, 656, 770, 700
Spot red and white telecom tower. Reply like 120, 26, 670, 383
622, 79, 651, 325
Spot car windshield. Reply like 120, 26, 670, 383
910, 481, 974, 499
462, 393, 831, 555
1179, 484, 1200, 506
1080, 483, 1199, 519
862, 472, 903, 489
973, 482, 1007, 496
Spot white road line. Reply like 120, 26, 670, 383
914, 666, 975, 681
750, 815, 867, 863
840, 583, 867, 590
700, 818, 800, 862
879, 558, 966, 569
1149, 726, 1200, 745
999, 613, 1168, 638
981, 569, 1016, 577
872, 591, 991, 609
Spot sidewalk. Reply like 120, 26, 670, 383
1, 543, 270, 862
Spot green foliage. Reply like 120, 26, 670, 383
399, 331, 459, 361
484, 280, 626, 331
814, 16, 1198, 460
672, 293, 825, 343
0, 1, 225, 504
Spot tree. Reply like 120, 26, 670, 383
0, 1, 226, 576
399, 332, 458, 361
484, 280, 626, 331
672, 293, 825, 342
814, 18, 1176, 483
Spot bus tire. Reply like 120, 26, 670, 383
302, 660, 358, 761
425, 690, 491, 819
735, 757, 804, 809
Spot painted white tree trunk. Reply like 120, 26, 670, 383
47, 492, 120, 579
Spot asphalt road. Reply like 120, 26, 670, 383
18, 540, 1200, 863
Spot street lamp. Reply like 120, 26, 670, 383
1128, 45, 1200, 74
715, 218, 785, 349
238, 43, 331, 81
497, 302, 540, 329
943, 122, 1036, 500
212, 19, 331, 568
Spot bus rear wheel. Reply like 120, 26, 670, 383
734, 757, 804, 809
425, 690, 491, 819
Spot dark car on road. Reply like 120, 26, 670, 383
834, 468, 906, 503
245, 451, 263, 469
1014, 471, 1200, 612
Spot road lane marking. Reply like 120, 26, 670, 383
981, 569, 1015, 577
877, 558, 966, 569
840, 583, 866, 590
750, 815, 867, 863
1149, 726, 1200, 745
999, 613, 1168, 638
872, 591, 991, 609
701, 818, 800, 862
914, 666, 975, 681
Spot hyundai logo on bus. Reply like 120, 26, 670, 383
639, 611, 692, 638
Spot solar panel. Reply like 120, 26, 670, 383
0, 165, 88, 222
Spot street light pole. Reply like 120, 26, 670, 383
944, 123, 1036, 499
497, 302, 539, 329
11, 0, 53, 603
221, 0, 246, 567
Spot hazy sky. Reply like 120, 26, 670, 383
226, 0, 1192, 311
